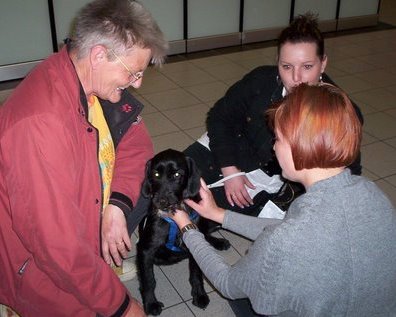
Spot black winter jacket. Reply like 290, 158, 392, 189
206, 65, 363, 175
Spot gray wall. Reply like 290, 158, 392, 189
0, 0, 380, 81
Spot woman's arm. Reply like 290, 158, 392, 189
173, 179, 282, 241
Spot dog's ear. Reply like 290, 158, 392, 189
183, 156, 201, 198
141, 159, 153, 198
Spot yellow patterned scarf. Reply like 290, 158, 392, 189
88, 95, 115, 209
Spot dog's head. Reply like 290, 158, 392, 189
141, 149, 201, 213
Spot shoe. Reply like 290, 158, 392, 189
0, 305, 20, 317
113, 259, 137, 282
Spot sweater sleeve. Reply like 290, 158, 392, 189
183, 224, 286, 306
183, 230, 246, 299
222, 210, 283, 240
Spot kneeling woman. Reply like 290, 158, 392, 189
171, 83, 396, 316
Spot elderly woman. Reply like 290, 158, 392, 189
172, 83, 396, 316
0, 0, 167, 316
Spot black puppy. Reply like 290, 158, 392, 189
136, 149, 230, 316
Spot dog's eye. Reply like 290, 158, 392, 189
153, 171, 160, 178
173, 172, 181, 178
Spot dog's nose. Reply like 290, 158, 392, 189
159, 198, 169, 208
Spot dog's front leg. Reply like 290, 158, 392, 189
188, 255, 210, 309
136, 242, 164, 315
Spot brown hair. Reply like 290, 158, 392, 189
278, 13, 325, 60
268, 83, 361, 170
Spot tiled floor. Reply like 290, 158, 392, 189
1, 2, 396, 316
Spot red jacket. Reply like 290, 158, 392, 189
0, 47, 153, 316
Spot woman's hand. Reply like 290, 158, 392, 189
101, 204, 132, 266
183, 179, 226, 224
170, 207, 193, 230
221, 166, 255, 208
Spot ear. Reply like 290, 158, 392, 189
141, 159, 153, 198
183, 156, 201, 198
90, 45, 108, 69
321, 54, 328, 74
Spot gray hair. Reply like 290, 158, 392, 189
69, 0, 168, 65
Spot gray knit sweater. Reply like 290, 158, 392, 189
183, 170, 396, 316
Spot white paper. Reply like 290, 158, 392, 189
258, 200, 286, 220
245, 169, 284, 198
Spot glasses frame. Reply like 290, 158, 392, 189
109, 48, 143, 83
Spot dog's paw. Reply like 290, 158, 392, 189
192, 293, 210, 309
145, 301, 164, 316
207, 236, 231, 251
216, 238, 231, 250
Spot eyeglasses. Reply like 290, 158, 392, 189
109, 48, 143, 83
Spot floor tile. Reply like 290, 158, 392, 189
130, 93, 159, 114
191, 55, 235, 69
163, 104, 210, 130
325, 65, 349, 78
363, 112, 396, 140
352, 100, 377, 116
235, 56, 276, 72
204, 62, 249, 81
165, 68, 218, 87
331, 58, 377, 75
330, 75, 374, 94
142, 88, 201, 111
160, 259, 214, 301
138, 73, 179, 94
361, 141, 396, 177
354, 69, 396, 87
351, 88, 396, 111
159, 61, 201, 75
362, 168, 380, 181
123, 266, 184, 310
186, 292, 236, 317
210, 230, 245, 265
184, 81, 229, 103
219, 229, 252, 257
151, 131, 194, 154
385, 175, 396, 188
357, 52, 396, 68
184, 126, 206, 141
361, 131, 378, 146
385, 108, 396, 119
143, 112, 180, 137
384, 137, 396, 149
160, 303, 196, 317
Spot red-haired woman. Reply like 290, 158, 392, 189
171, 83, 396, 317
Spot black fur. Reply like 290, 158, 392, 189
136, 149, 230, 315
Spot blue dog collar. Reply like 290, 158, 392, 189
162, 210, 199, 252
